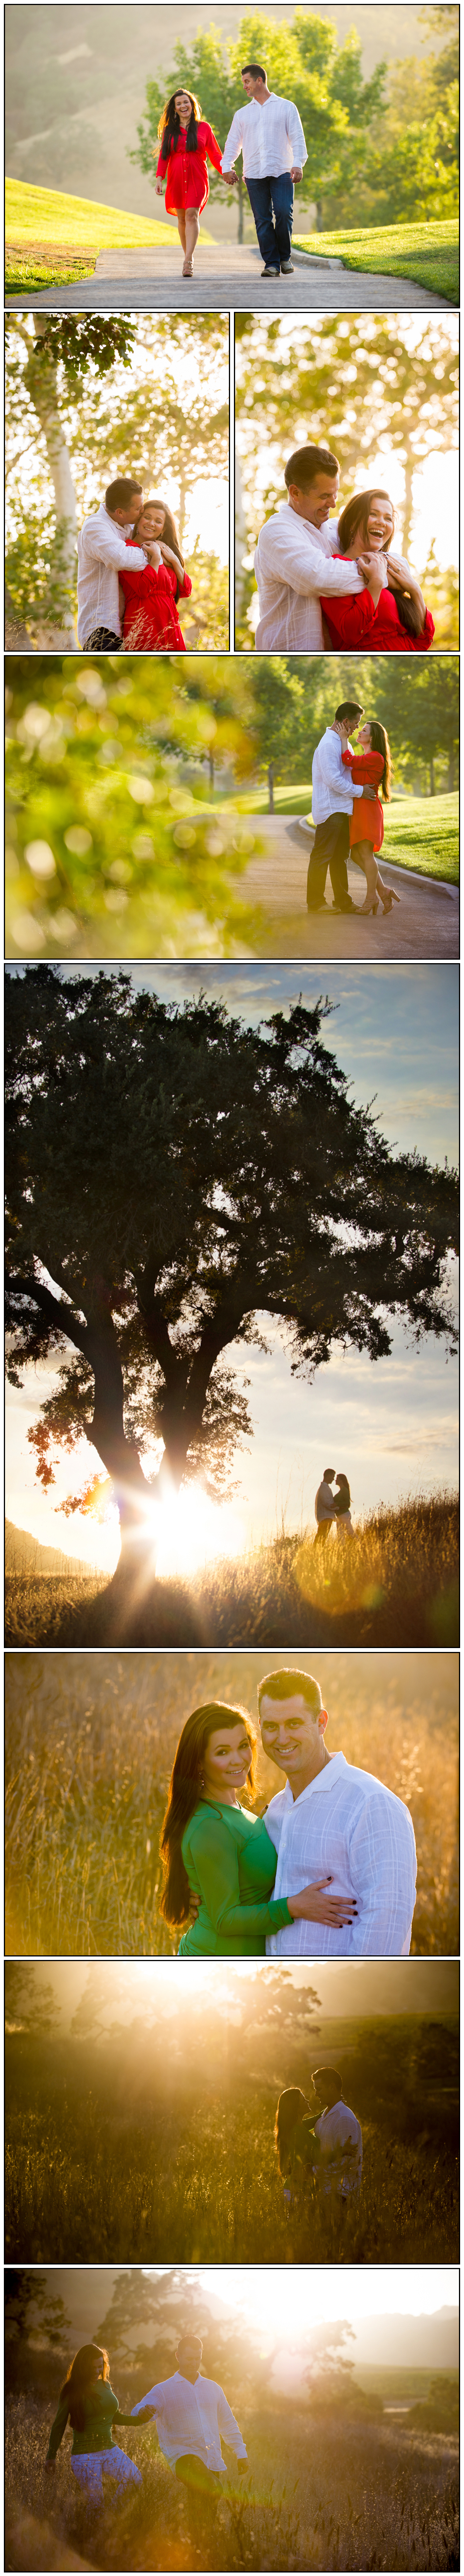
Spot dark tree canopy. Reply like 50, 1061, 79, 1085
5, 967, 458, 1553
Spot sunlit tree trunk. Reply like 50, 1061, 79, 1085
22, 318, 78, 637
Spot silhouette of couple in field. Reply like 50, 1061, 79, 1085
314, 1468, 352, 1547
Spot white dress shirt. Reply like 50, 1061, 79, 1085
264, 1749, 417, 1958
222, 91, 307, 180
77, 502, 147, 645
315, 1475, 338, 1522
254, 505, 364, 651
311, 729, 363, 825
314, 2100, 363, 2198
131, 2371, 247, 2473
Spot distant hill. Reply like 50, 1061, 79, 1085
353, 2307, 459, 2368
5, 1519, 87, 1580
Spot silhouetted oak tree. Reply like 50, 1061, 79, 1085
5, 968, 457, 1569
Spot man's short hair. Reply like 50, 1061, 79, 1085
334, 703, 364, 723
285, 445, 339, 491
323, 1467, 335, 1480
242, 60, 266, 78
105, 477, 143, 513
258, 1669, 322, 1716
313, 2067, 343, 2095
176, 2333, 202, 2353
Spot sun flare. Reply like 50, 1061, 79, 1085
139, 1479, 245, 1582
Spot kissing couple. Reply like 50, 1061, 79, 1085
160, 1669, 416, 1958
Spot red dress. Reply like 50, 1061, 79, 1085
119, 544, 192, 652
320, 562, 434, 654
341, 748, 384, 850
156, 121, 223, 213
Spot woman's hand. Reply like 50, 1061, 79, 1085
44, 2460, 55, 2472
287, 1877, 358, 1927
136, 2407, 156, 2422
357, 549, 389, 606
160, 541, 183, 571
154, 176, 164, 193
387, 562, 427, 630
145, 542, 162, 568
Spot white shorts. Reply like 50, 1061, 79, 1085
71, 2445, 142, 2504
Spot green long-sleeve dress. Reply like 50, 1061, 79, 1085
178, 1798, 292, 1956
47, 2383, 138, 2460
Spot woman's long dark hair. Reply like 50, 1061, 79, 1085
368, 720, 392, 801
338, 488, 422, 638
59, 2345, 109, 2430
160, 1701, 258, 1927
275, 2088, 309, 2177
158, 91, 201, 153
133, 497, 184, 594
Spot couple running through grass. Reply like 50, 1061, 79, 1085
154, 64, 307, 277
160, 1669, 416, 1957
46, 2331, 247, 2533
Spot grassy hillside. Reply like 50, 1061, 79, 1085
5, 176, 212, 291
293, 219, 459, 304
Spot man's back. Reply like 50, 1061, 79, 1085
315, 2099, 363, 2194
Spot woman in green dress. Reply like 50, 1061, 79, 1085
159, 1699, 357, 1956
44, 2342, 155, 2510
274, 2086, 320, 2218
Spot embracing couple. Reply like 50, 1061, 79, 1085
160, 1669, 416, 1958
254, 444, 434, 654
308, 697, 399, 918
77, 476, 191, 654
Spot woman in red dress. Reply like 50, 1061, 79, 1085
155, 87, 225, 276
320, 487, 434, 654
118, 499, 192, 652
341, 719, 400, 916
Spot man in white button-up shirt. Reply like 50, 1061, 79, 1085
257, 1668, 417, 1958
222, 62, 307, 277
77, 476, 149, 650
311, 2068, 363, 2201
132, 2333, 248, 2515
307, 700, 370, 911
254, 442, 369, 650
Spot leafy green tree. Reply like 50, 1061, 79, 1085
5, 655, 258, 960
5, 1963, 59, 2033
5, 313, 228, 641
6, 973, 458, 1608
371, 659, 459, 795
5, 2271, 72, 2348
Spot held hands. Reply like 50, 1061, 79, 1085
44, 2460, 55, 2472
136, 2407, 156, 2423
222, 168, 238, 183
287, 1876, 358, 1928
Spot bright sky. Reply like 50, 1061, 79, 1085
28, 1956, 458, 2029
237, 314, 459, 577
6, 317, 229, 565
6, 964, 458, 1568
148, 2265, 458, 2338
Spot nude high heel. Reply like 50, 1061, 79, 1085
381, 887, 400, 912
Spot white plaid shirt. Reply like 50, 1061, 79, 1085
131, 2372, 247, 2472
314, 2100, 363, 2198
264, 1750, 416, 1957
222, 91, 307, 179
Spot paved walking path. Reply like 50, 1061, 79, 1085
5, 240, 453, 313
239, 816, 459, 959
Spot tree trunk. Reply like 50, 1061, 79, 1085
430, 755, 435, 796
209, 751, 215, 788
401, 441, 415, 559
23, 320, 78, 636
315, 198, 323, 233
237, 176, 244, 243
447, 749, 455, 789
268, 761, 275, 812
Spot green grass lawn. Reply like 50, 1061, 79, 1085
5, 175, 213, 291
235, 789, 458, 882
293, 218, 459, 304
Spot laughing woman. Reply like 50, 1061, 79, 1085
45, 2343, 154, 2510
118, 496, 192, 652
159, 1700, 357, 1956
320, 487, 435, 654
154, 88, 225, 276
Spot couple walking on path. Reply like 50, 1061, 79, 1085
159, 1670, 416, 1960
154, 63, 306, 277
46, 2333, 247, 2531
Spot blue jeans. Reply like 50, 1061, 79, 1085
246, 171, 294, 269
